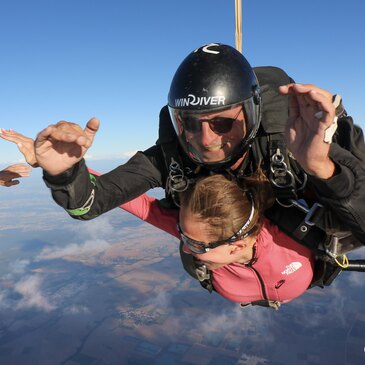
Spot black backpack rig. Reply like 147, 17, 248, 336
156, 66, 365, 308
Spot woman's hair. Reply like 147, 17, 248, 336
179, 170, 274, 241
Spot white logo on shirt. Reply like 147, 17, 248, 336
281, 262, 302, 275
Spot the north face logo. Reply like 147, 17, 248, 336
281, 262, 302, 275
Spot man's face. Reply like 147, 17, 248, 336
183, 105, 246, 164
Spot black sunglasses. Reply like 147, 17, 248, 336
182, 107, 243, 134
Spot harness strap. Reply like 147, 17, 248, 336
179, 241, 213, 293
265, 201, 327, 252
290, 201, 325, 241
265, 201, 350, 287
160, 140, 186, 206
241, 300, 281, 310
310, 260, 343, 288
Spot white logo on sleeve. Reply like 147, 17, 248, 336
281, 262, 302, 275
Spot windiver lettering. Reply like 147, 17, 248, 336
175, 94, 225, 107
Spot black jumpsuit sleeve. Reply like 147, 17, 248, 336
42, 144, 167, 220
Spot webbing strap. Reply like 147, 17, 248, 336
66, 173, 96, 216
241, 300, 281, 310
265, 202, 327, 252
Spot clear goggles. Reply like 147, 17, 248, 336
178, 192, 255, 254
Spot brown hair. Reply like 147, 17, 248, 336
179, 171, 274, 241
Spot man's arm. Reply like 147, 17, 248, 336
280, 84, 365, 243
43, 145, 166, 220
86, 167, 180, 237
33, 118, 168, 220
2, 122, 168, 220
120, 193, 180, 238
308, 116, 365, 242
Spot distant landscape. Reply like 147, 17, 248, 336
0, 164, 364, 365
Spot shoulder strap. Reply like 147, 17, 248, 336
265, 201, 327, 252
251, 67, 306, 203
156, 105, 176, 145
156, 105, 200, 205
156, 105, 187, 203
179, 241, 214, 292
253, 66, 292, 134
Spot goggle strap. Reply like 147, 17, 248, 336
235, 191, 255, 237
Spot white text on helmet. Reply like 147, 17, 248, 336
175, 94, 225, 107
193, 43, 220, 55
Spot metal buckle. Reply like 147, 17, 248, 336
304, 202, 324, 226
166, 158, 190, 199
195, 264, 211, 282
269, 149, 295, 189
290, 200, 324, 227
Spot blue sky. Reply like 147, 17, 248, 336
1, 0, 364, 164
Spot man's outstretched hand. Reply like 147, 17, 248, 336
279, 84, 337, 179
0, 164, 32, 187
35, 118, 100, 176
0, 129, 38, 167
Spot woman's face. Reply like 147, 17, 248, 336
179, 208, 246, 270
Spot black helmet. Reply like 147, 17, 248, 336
168, 43, 261, 169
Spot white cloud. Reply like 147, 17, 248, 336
146, 291, 171, 308
238, 354, 269, 365
294, 284, 348, 327
74, 216, 115, 240
64, 305, 90, 315
36, 216, 118, 261
8, 259, 30, 275
166, 300, 273, 343
121, 151, 137, 158
14, 275, 55, 312
64, 215, 119, 242
197, 304, 271, 336
343, 271, 365, 288
36, 238, 111, 260
0, 291, 10, 309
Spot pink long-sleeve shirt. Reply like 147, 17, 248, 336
120, 193, 315, 304
89, 169, 314, 304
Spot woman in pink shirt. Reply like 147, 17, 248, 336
122, 173, 315, 308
